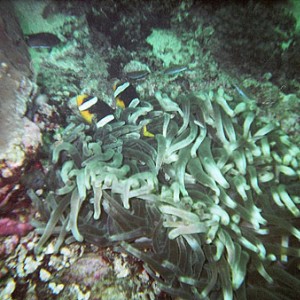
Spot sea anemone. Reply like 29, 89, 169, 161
29, 86, 300, 299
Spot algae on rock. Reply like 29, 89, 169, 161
146, 29, 190, 67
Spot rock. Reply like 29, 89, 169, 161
0, 1, 40, 162
0, 1, 42, 235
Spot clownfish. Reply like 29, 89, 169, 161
113, 81, 140, 109
113, 81, 154, 137
76, 83, 155, 137
76, 94, 115, 128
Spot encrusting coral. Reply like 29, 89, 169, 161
29, 85, 300, 299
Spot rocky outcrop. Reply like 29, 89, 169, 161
0, 1, 41, 235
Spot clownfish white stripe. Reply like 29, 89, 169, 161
114, 82, 130, 98
78, 96, 98, 111
96, 114, 115, 128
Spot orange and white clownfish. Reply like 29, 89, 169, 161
113, 81, 154, 138
76, 94, 115, 128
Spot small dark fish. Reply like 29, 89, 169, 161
125, 70, 150, 80
163, 65, 188, 76
25, 32, 61, 48
233, 83, 248, 99
233, 83, 255, 101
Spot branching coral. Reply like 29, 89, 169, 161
29, 85, 300, 299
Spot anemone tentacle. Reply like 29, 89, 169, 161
29, 86, 300, 299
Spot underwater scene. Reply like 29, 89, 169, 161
0, 0, 300, 299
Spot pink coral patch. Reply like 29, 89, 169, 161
0, 217, 33, 237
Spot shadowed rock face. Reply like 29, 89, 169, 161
0, 1, 40, 166
0, 1, 41, 234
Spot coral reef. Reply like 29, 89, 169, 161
146, 29, 185, 67
30, 84, 300, 299
2, 0, 300, 299
196, 1, 300, 95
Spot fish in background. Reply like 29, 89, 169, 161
124, 64, 188, 81
25, 32, 61, 49
162, 65, 188, 76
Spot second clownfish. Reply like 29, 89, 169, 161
113, 81, 154, 137
76, 94, 115, 128
113, 81, 139, 109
